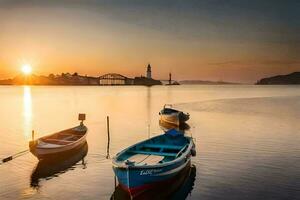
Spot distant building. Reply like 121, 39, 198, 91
146, 64, 152, 79
85, 76, 100, 85
134, 76, 162, 86
165, 72, 180, 85
132, 63, 162, 86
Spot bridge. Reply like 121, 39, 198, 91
99, 73, 134, 85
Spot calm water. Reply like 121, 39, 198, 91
0, 85, 299, 200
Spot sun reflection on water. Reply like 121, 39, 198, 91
23, 86, 32, 138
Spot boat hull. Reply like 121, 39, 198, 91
113, 155, 192, 197
160, 113, 189, 125
160, 113, 180, 125
159, 119, 190, 133
29, 126, 87, 160
30, 137, 87, 160
111, 163, 196, 200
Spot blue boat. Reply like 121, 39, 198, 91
112, 129, 196, 197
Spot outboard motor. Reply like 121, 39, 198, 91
191, 143, 196, 157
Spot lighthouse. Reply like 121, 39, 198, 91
146, 64, 152, 79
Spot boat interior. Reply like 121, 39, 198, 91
117, 133, 190, 166
161, 108, 179, 114
40, 127, 86, 145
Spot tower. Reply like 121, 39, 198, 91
169, 73, 172, 85
146, 64, 152, 79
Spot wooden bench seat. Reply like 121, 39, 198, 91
128, 154, 164, 165
129, 150, 177, 157
176, 144, 189, 157
142, 144, 183, 150
43, 138, 74, 143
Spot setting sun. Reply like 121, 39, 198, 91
21, 64, 32, 75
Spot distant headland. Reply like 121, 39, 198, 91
178, 80, 239, 85
256, 72, 300, 85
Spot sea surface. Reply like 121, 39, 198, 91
0, 85, 299, 200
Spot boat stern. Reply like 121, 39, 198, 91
29, 140, 38, 155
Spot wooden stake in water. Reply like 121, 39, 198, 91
32, 130, 35, 141
106, 116, 110, 159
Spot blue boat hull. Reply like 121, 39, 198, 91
113, 155, 191, 196
111, 162, 196, 199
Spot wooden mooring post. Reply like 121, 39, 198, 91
106, 116, 110, 159
32, 130, 35, 141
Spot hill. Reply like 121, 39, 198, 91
256, 72, 300, 85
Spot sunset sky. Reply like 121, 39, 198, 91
0, 0, 299, 83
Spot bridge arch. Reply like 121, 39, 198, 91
99, 73, 133, 85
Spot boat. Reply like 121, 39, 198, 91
31, 142, 88, 188
29, 114, 87, 160
112, 129, 196, 197
159, 104, 190, 125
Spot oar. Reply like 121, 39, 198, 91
1, 130, 35, 164
1, 149, 29, 164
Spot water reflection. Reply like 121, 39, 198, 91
111, 164, 196, 200
146, 87, 152, 138
23, 86, 32, 138
159, 119, 190, 133
2, 86, 298, 199
30, 142, 88, 188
